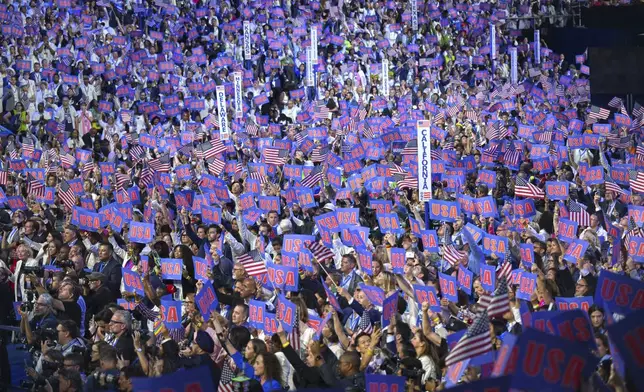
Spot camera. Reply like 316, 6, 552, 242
22, 266, 44, 277
20, 301, 34, 313
56, 259, 75, 269
91, 370, 120, 388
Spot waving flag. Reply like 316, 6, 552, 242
587, 105, 610, 120
27, 174, 45, 198
263, 147, 289, 165
485, 277, 510, 318
308, 242, 335, 262
568, 199, 591, 227
238, 250, 267, 277
514, 176, 545, 199
629, 169, 644, 194
445, 311, 491, 366
58, 180, 76, 210
443, 245, 466, 266
301, 165, 323, 188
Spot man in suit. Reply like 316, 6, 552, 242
339, 254, 363, 296
82, 122, 100, 150
591, 190, 627, 224
92, 242, 122, 297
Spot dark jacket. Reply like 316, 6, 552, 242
282, 344, 332, 388
92, 259, 122, 297
86, 285, 115, 322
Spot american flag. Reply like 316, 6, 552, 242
289, 307, 302, 353
203, 114, 219, 130
608, 97, 623, 109
502, 149, 521, 167
129, 145, 146, 163
313, 103, 330, 121
514, 176, 545, 199
358, 107, 367, 120
443, 245, 466, 266
432, 111, 445, 124
81, 161, 95, 178
301, 165, 323, 188
310, 145, 329, 163
58, 179, 77, 210
605, 176, 625, 196
208, 158, 226, 176
398, 176, 418, 190
149, 154, 171, 172
447, 105, 459, 118
636, 145, 644, 162
22, 139, 34, 157
485, 277, 510, 318
465, 110, 478, 122
308, 242, 335, 262
401, 139, 418, 156
115, 172, 130, 190
496, 252, 513, 282
444, 311, 492, 367
7, 144, 18, 160
249, 172, 267, 184
587, 105, 610, 121
624, 216, 644, 247
209, 139, 228, 155
47, 148, 60, 163
140, 165, 154, 188
629, 169, 644, 194
389, 163, 408, 176
362, 123, 376, 139
633, 102, 644, 119
218, 358, 235, 392
238, 250, 267, 277
196, 142, 217, 160
27, 174, 45, 198
0, 171, 7, 185
60, 153, 75, 168
263, 147, 289, 166
568, 199, 591, 227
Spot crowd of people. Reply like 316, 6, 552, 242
0, 0, 642, 391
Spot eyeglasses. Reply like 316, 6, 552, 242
576, 282, 587, 287
109, 319, 124, 324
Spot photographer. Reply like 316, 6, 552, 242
19, 293, 58, 345
34, 320, 85, 379
397, 358, 425, 392
26, 348, 62, 389
55, 281, 84, 329
55, 321, 86, 356
84, 345, 119, 392
33, 276, 83, 329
